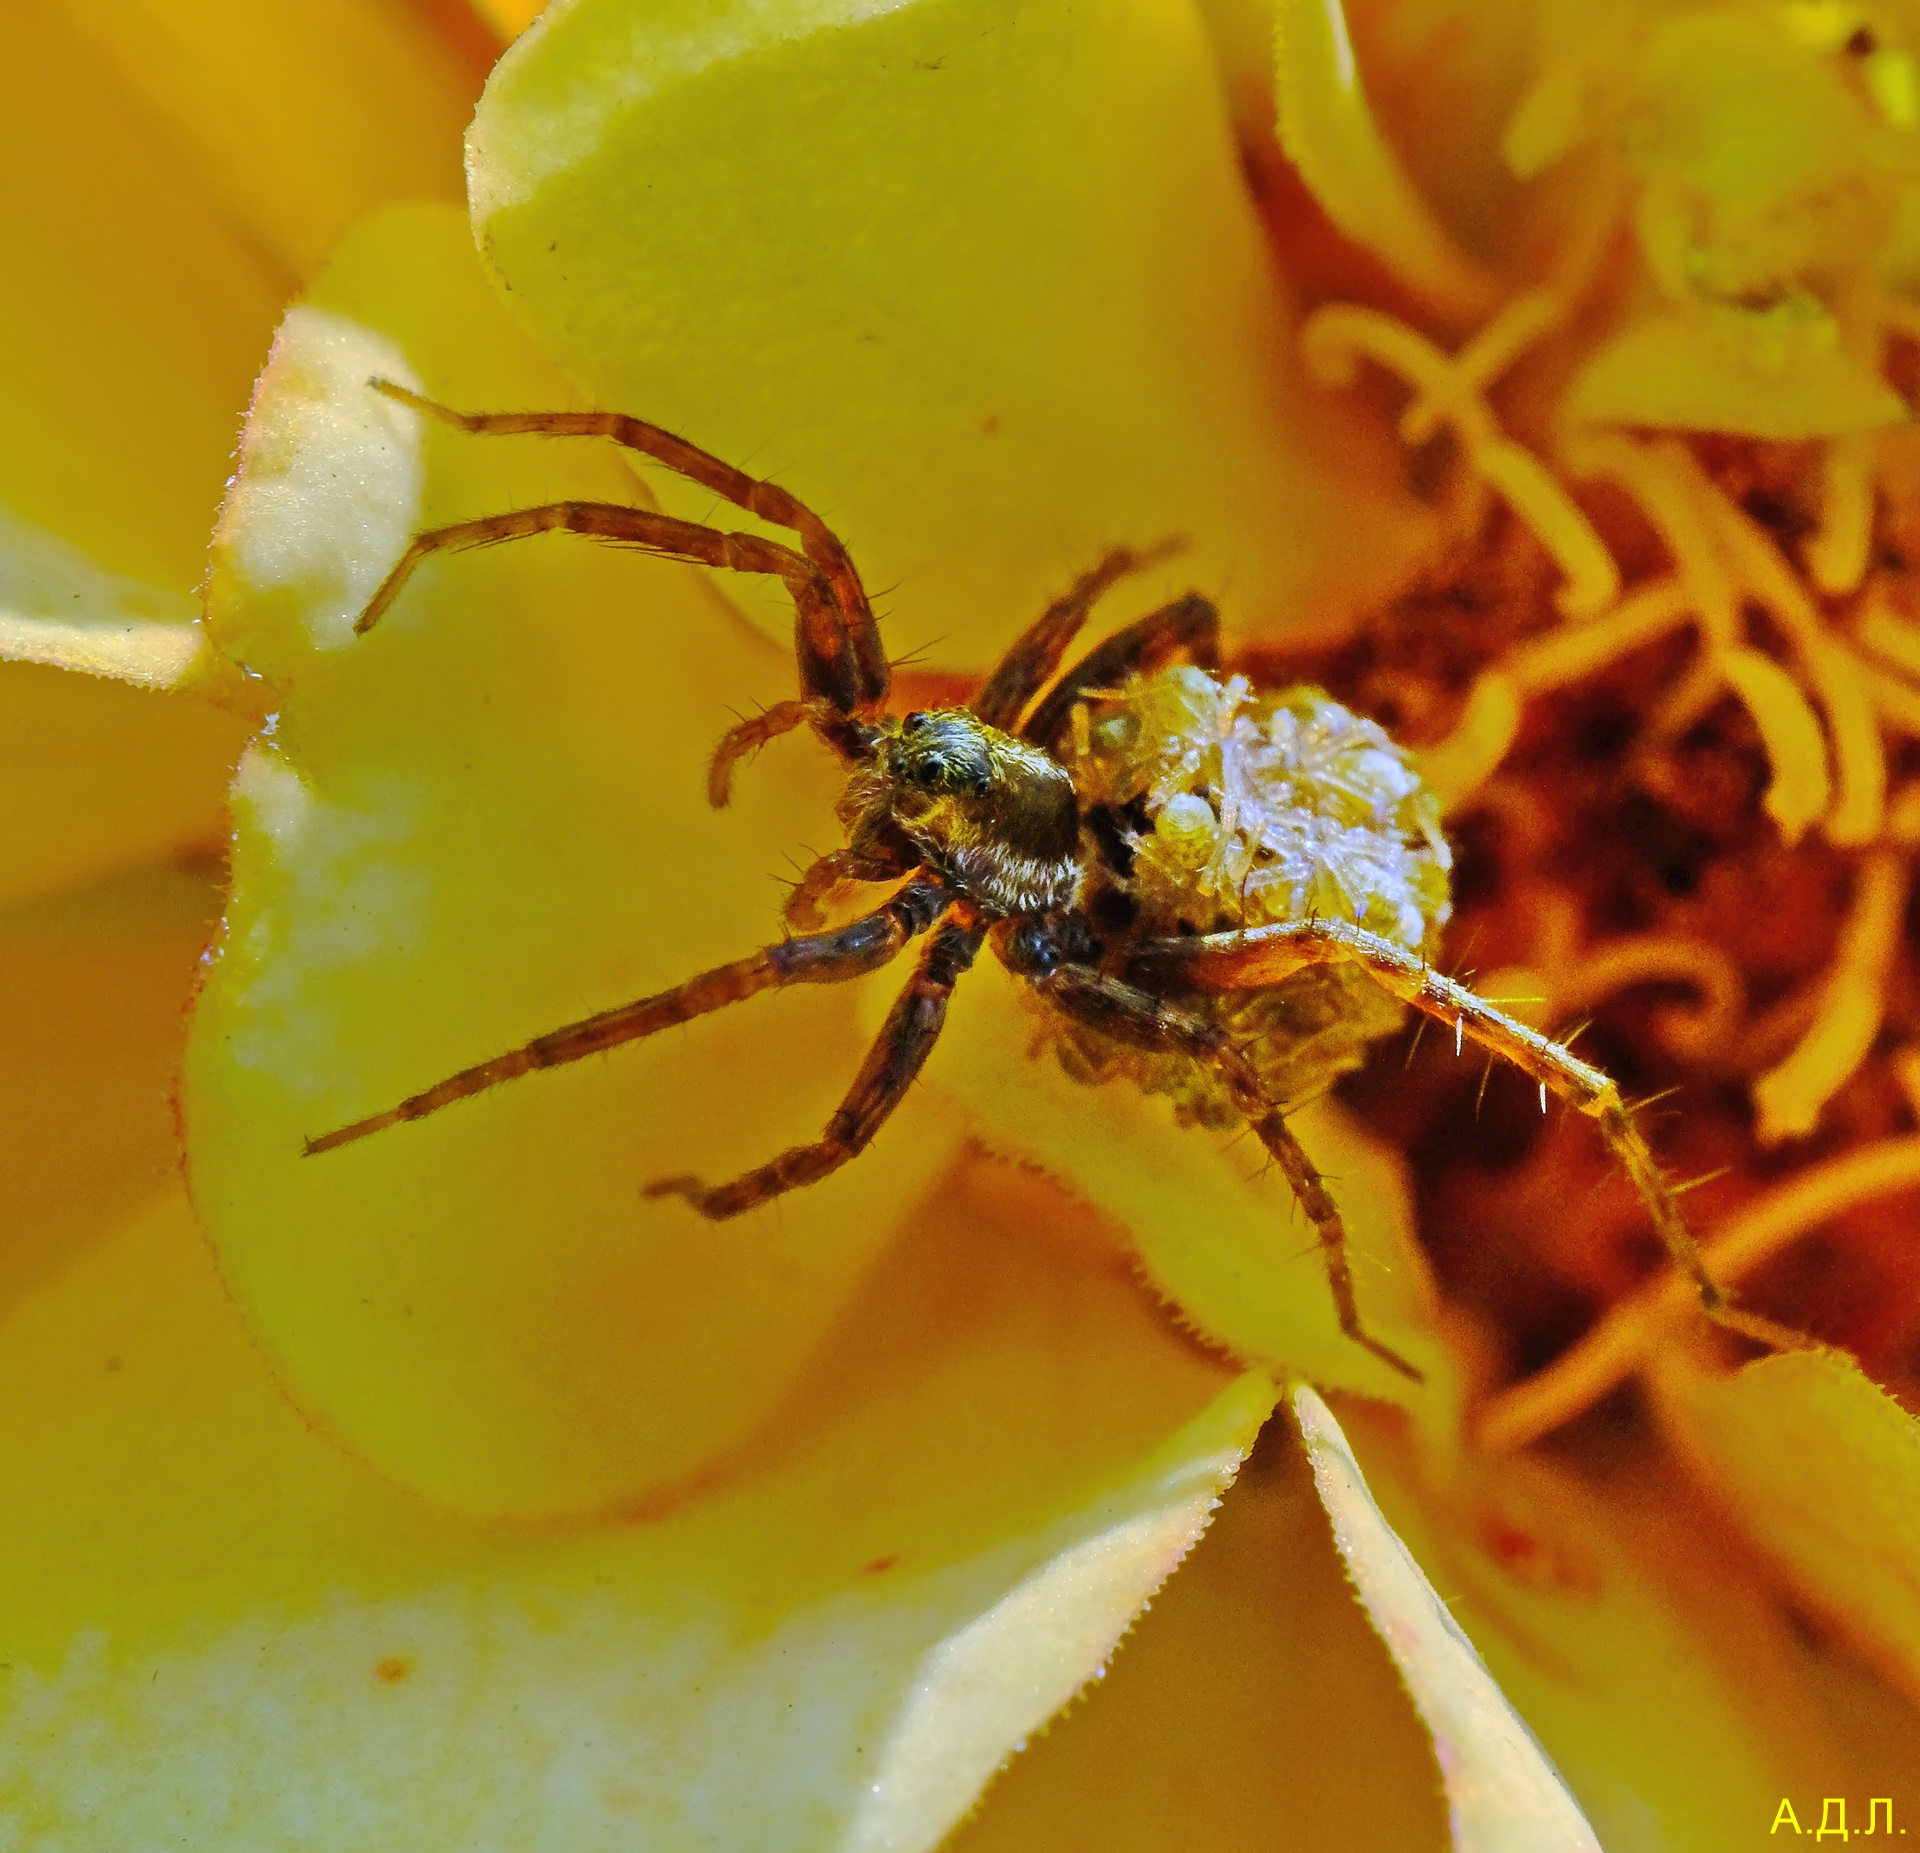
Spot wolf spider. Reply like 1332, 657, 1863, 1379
307, 378, 1778, 1385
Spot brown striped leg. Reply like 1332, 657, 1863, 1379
1120, 918, 1803, 1351
1031, 962, 1423, 1381
647, 913, 986, 1218
353, 499, 827, 633
368, 379, 887, 714
1020, 592, 1221, 750
303, 878, 950, 1156
969, 542, 1183, 730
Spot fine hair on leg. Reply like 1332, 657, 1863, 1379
1121, 916, 1807, 1350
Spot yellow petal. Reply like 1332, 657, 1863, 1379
0, 1174, 1272, 1843
0, 860, 218, 1325
0, 0, 481, 913
1339, 1396, 1920, 1844
1564, 309, 1910, 440
1655, 1348, 1920, 1701
46, 0, 483, 283
1296, 1388, 1603, 1852
191, 202, 973, 1517
0, 5, 286, 590
1272, 0, 1499, 323
951, 1412, 1450, 1852
467, 0, 1431, 670
0, 663, 246, 914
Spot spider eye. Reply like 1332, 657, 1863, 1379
892, 711, 997, 797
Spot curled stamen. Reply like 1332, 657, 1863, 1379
1300, 305, 1619, 618
1720, 648, 1832, 846
1564, 434, 1741, 647
1806, 431, 1878, 597
1555, 935, 1747, 1064
1752, 849, 1908, 1145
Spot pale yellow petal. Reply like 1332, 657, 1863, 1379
1655, 1349, 1920, 1702
1296, 1388, 1603, 1853
1340, 1397, 1920, 1845
468, 0, 1432, 672
0, 1175, 1271, 1845
191, 203, 984, 1519
951, 1414, 1450, 1853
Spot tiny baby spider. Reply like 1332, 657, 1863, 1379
306, 377, 1783, 1386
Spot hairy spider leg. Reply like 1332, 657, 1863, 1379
970, 542, 1185, 730
371, 380, 887, 715
1121, 918, 1807, 1353
648, 911, 987, 1218
1020, 592, 1221, 749
1028, 961, 1424, 1381
304, 877, 950, 1155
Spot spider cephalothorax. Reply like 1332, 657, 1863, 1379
308, 379, 1782, 1384
840, 709, 1081, 917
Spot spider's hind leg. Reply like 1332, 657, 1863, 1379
1021, 958, 1424, 1382
305, 877, 950, 1155
1125, 918, 1809, 1354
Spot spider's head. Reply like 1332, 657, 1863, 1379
859, 709, 1081, 916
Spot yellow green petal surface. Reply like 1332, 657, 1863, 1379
191, 202, 996, 1517
0, 0, 493, 916
1340, 1395, 1920, 1850
0, 1163, 1271, 1845
467, 0, 1431, 676
1656, 1349, 1920, 1704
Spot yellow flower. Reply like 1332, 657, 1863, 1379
8, 0, 1920, 1846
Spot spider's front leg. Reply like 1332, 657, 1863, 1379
351, 382, 890, 809
1019, 592, 1220, 750
1122, 919, 1809, 1355
968, 543, 1183, 729
1019, 954, 1425, 1382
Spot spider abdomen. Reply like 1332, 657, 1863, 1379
1051, 667, 1453, 1125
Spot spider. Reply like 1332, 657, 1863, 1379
306, 378, 1774, 1385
